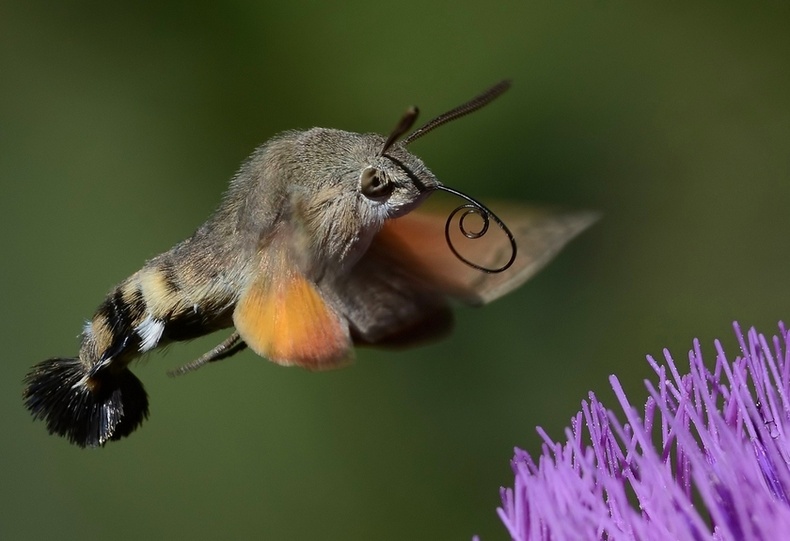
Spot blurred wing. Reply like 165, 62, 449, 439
327, 200, 595, 349
325, 240, 454, 349
376, 201, 598, 305
233, 252, 352, 371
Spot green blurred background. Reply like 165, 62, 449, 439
2, 2, 789, 539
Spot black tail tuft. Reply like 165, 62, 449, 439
23, 358, 149, 447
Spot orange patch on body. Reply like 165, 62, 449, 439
233, 271, 351, 370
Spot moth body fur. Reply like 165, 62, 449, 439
24, 82, 598, 447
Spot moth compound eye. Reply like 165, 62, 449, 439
359, 168, 394, 200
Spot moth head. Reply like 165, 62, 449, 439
286, 81, 514, 270
352, 77, 510, 218
292, 127, 437, 217
283, 128, 435, 269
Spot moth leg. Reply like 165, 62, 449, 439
167, 332, 247, 377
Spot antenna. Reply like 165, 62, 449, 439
403, 80, 511, 145
378, 80, 511, 155
379, 106, 419, 156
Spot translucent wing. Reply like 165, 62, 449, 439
372, 200, 598, 306
233, 250, 352, 370
327, 200, 596, 348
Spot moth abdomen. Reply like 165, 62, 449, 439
84, 259, 237, 360
22, 357, 149, 447
23, 255, 238, 445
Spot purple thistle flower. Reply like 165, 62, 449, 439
494, 323, 790, 541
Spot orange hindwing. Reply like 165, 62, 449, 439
233, 262, 351, 370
